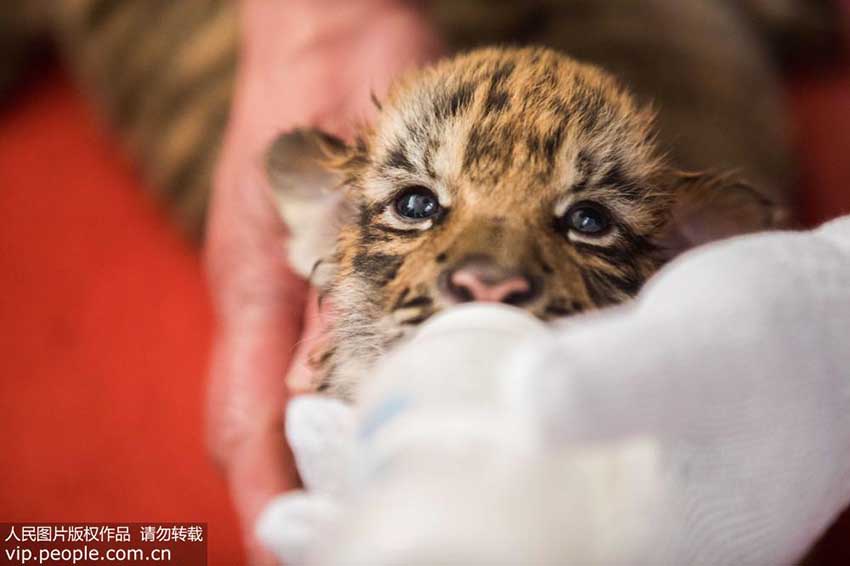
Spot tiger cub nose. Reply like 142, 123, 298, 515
443, 259, 537, 305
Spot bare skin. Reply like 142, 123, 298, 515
204, 0, 441, 561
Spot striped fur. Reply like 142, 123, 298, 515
1, 0, 237, 241
50, 0, 238, 241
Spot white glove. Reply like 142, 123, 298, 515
507, 216, 850, 564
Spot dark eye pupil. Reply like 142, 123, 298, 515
396, 188, 439, 219
568, 205, 609, 234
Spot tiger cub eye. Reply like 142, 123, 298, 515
563, 202, 611, 236
395, 187, 440, 220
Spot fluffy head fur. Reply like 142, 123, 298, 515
267, 47, 783, 399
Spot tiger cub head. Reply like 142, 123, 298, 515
266, 47, 783, 399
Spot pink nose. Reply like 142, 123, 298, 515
449, 267, 533, 304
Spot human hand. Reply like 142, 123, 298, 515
204, 1, 440, 561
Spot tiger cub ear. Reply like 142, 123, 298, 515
658, 170, 790, 255
265, 129, 354, 285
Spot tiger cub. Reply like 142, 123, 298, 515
266, 47, 785, 399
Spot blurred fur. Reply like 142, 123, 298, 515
0, 1, 840, 241
1, 0, 237, 241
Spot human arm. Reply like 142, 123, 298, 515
204, 1, 440, 561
